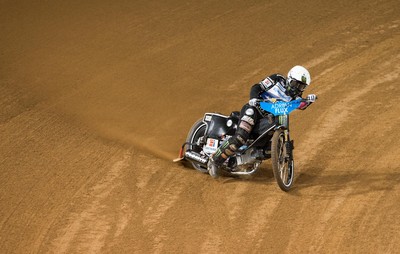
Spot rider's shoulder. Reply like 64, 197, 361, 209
268, 73, 286, 82
260, 73, 287, 91
261, 73, 286, 85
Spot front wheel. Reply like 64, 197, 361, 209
271, 129, 294, 191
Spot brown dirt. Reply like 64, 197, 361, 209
1, 0, 400, 253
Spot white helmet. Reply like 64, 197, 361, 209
287, 65, 311, 96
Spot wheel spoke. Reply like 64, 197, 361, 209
272, 130, 294, 191
282, 165, 287, 183
278, 136, 287, 183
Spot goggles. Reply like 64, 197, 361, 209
289, 79, 307, 92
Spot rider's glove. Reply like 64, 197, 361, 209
248, 98, 259, 107
306, 94, 317, 103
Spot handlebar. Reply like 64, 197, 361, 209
260, 95, 317, 104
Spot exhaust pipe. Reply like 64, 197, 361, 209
184, 150, 208, 165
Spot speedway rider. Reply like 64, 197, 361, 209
208, 65, 317, 178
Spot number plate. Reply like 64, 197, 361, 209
203, 138, 219, 154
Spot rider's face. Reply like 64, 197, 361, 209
289, 80, 307, 92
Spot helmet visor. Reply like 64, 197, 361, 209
289, 80, 307, 92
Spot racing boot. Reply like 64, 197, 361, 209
208, 140, 231, 178
207, 158, 220, 179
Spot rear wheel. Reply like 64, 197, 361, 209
186, 118, 208, 173
271, 129, 294, 191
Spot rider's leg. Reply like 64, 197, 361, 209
210, 105, 258, 167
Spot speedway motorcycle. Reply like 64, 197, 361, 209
174, 98, 312, 191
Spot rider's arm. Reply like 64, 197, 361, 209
249, 76, 276, 99
249, 84, 264, 99
298, 101, 311, 110
298, 94, 317, 110
249, 83, 277, 106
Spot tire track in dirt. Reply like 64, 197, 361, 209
374, 183, 400, 252
0, 110, 74, 232
209, 180, 283, 253
296, 37, 400, 169
302, 169, 400, 253
49, 151, 132, 253
305, 49, 342, 70
126, 153, 194, 253
135, 160, 185, 233
141, 180, 184, 234
283, 24, 400, 251
200, 231, 223, 253
306, 186, 354, 252
331, 190, 388, 252
0, 100, 125, 253
249, 196, 281, 252
224, 183, 248, 221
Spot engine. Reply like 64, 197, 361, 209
236, 147, 263, 166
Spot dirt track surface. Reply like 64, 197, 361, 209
1, 1, 400, 253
